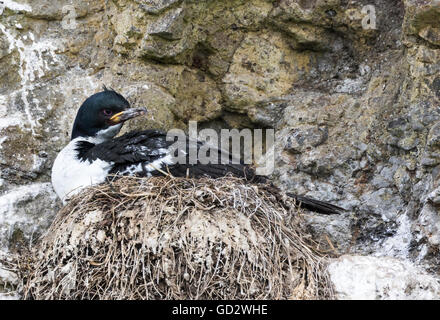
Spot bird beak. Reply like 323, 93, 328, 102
109, 108, 147, 124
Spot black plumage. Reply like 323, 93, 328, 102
58, 87, 345, 215
75, 128, 344, 215
75, 129, 261, 181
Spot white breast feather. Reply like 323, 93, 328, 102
52, 141, 175, 204
51, 138, 113, 204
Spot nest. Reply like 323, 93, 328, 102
13, 176, 334, 299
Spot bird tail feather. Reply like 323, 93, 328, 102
286, 193, 345, 215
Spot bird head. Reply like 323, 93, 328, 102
71, 87, 147, 142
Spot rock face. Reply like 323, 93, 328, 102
1, 0, 440, 299
328, 255, 440, 300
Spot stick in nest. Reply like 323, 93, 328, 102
13, 175, 336, 300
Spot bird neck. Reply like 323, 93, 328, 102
71, 123, 123, 144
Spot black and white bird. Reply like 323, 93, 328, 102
52, 87, 344, 214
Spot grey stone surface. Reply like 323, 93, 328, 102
328, 255, 440, 300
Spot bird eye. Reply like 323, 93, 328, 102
102, 109, 113, 116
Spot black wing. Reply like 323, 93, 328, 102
77, 130, 344, 215
78, 130, 259, 180
77, 130, 170, 167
